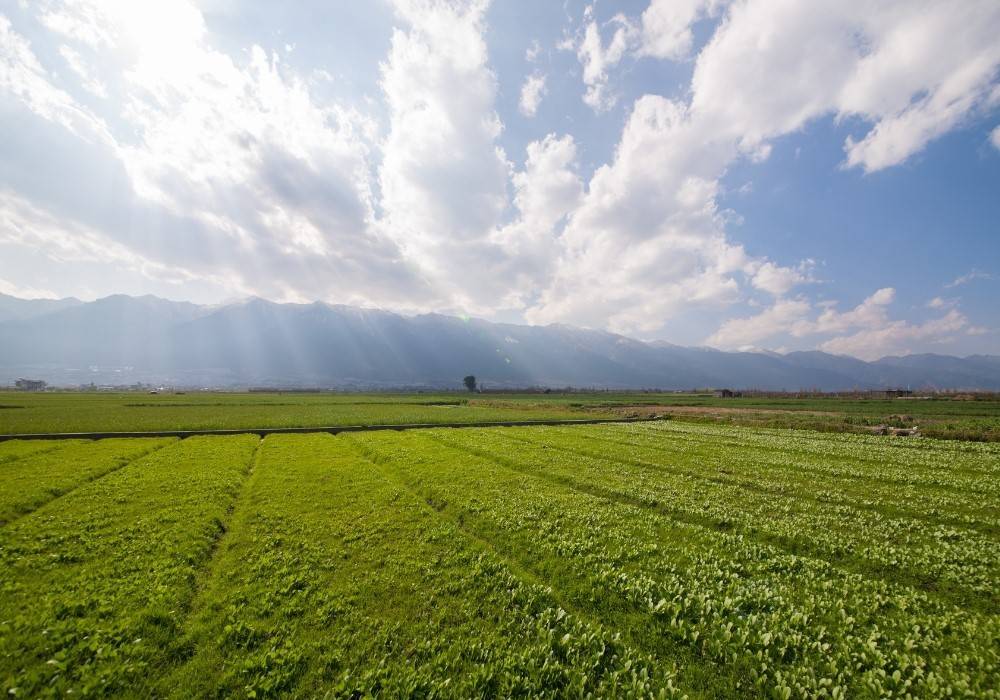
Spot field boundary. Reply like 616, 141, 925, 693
0, 416, 666, 441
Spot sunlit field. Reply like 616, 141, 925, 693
2, 391, 999, 441
0, 392, 614, 434
1, 420, 998, 698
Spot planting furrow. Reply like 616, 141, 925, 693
165, 434, 687, 699
0, 434, 259, 697
604, 423, 1000, 511
635, 421, 1000, 480
429, 429, 992, 613
347, 429, 1000, 699
517, 425, 998, 534
0, 437, 176, 526
485, 428, 999, 611
0, 440, 81, 466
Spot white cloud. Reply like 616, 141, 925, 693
531, 0, 1000, 336
525, 38, 541, 62
927, 296, 956, 310
750, 260, 813, 297
0, 190, 201, 286
3, 1, 434, 310
575, 9, 636, 112
519, 71, 546, 117
707, 286, 972, 359
0, 15, 111, 143
0, 277, 61, 300
637, 0, 726, 60
378, 0, 511, 311
507, 134, 583, 235
690, 0, 1000, 172
819, 309, 967, 360
946, 269, 994, 288
706, 297, 811, 348
493, 134, 584, 307
58, 44, 107, 98
804, 287, 895, 336
528, 95, 746, 333
992, 125, 1000, 151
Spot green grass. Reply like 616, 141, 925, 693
1, 423, 996, 697
0, 392, 613, 434
0, 437, 173, 524
2, 391, 999, 441
165, 434, 683, 698
0, 435, 259, 697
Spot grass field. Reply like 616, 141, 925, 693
0, 392, 613, 434
2, 391, 999, 441
1, 421, 997, 697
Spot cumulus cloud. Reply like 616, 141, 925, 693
819, 310, 968, 360
493, 134, 584, 307
0, 0, 996, 356
527, 95, 747, 333
691, 0, 1000, 172
927, 296, 956, 310
706, 297, 811, 349
526, 0, 999, 339
3, 0, 433, 309
805, 287, 896, 336
707, 286, 974, 359
377, 0, 513, 312
574, 8, 637, 112
750, 260, 814, 297
637, 0, 726, 60
519, 71, 546, 116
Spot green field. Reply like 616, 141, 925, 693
1, 421, 997, 698
2, 391, 1000, 441
0, 392, 613, 434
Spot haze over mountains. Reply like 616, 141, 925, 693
1, 293, 998, 390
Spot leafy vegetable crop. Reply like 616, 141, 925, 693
0, 422, 997, 698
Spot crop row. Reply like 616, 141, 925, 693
596, 424, 1000, 533
347, 429, 1000, 699
585, 424, 999, 532
635, 421, 1000, 479
0, 435, 259, 697
483, 426, 999, 608
163, 434, 687, 698
0, 438, 173, 525
0, 440, 80, 466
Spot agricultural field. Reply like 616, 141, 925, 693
2, 391, 1000, 441
1, 421, 997, 697
0, 391, 614, 435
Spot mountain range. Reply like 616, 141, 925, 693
1, 293, 998, 390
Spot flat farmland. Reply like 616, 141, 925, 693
2, 391, 999, 442
0, 392, 614, 435
1, 421, 997, 698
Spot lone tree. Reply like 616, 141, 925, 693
463, 375, 477, 393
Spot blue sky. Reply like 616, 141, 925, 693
0, 0, 998, 359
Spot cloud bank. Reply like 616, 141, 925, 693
1, 0, 998, 359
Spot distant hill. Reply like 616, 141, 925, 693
0, 293, 82, 322
0, 294, 997, 389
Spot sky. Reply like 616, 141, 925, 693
0, 0, 998, 360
